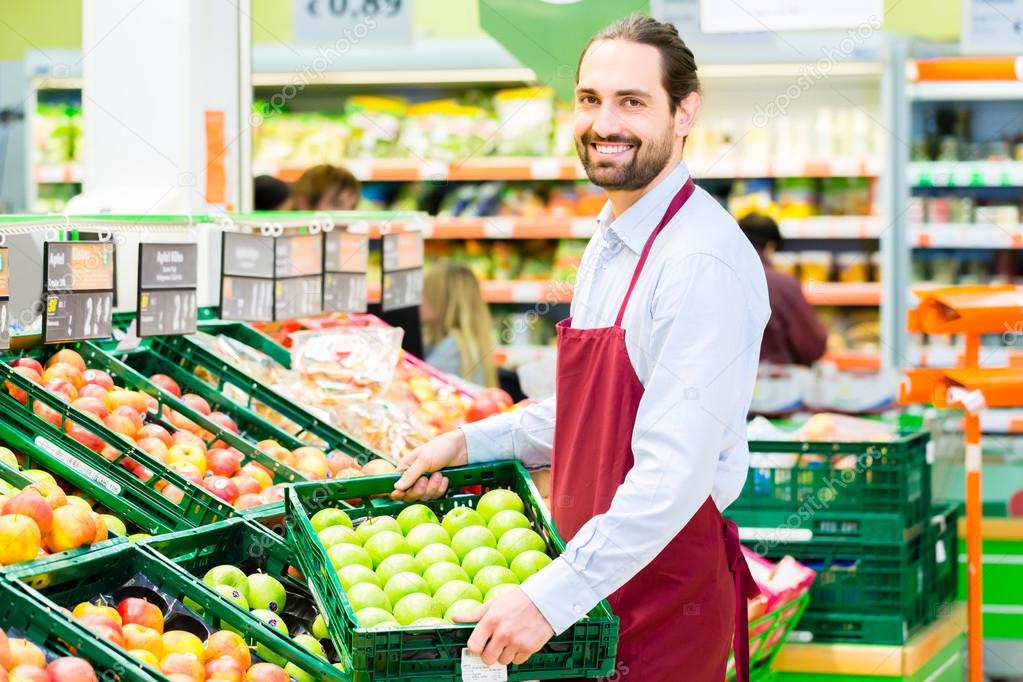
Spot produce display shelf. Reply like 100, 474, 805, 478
4, 542, 340, 681
107, 333, 380, 463
911, 223, 1023, 249
0, 579, 162, 682
738, 430, 931, 530
285, 461, 619, 681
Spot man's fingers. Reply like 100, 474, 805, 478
512, 652, 530, 665
497, 647, 516, 666
466, 611, 494, 655
424, 472, 448, 500
452, 603, 487, 625
393, 456, 428, 492
481, 637, 506, 667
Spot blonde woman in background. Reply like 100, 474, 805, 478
421, 261, 498, 388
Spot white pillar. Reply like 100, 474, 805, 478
74, 0, 251, 214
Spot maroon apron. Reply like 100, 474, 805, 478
551, 177, 759, 682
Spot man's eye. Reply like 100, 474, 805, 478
624, 98, 642, 107
579, 95, 598, 105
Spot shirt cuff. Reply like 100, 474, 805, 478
519, 556, 603, 635
459, 418, 516, 464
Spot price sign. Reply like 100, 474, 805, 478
323, 231, 369, 313
294, 0, 411, 45
276, 234, 323, 278
275, 234, 323, 319
381, 231, 423, 311
0, 248, 9, 350
137, 243, 199, 337
221, 232, 326, 322
43, 242, 115, 343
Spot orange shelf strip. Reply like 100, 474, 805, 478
911, 56, 1023, 82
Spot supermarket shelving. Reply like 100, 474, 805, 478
908, 161, 1023, 188
912, 223, 1023, 249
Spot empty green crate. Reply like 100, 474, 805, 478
5, 542, 342, 680
740, 430, 931, 529
285, 461, 619, 681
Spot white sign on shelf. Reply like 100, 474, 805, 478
293, 0, 412, 45
699, 0, 882, 33
962, 0, 1023, 53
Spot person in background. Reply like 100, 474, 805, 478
739, 213, 828, 366
253, 175, 290, 210
421, 261, 498, 388
289, 163, 362, 210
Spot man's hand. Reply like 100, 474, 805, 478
453, 587, 555, 666
390, 428, 469, 501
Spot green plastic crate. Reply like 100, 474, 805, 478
0, 579, 166, 682
198, 319, 294, 367
106, 332, 378, 463
285, 461, 620, 681
5, 542, 343, 681
727, 592, 810, 681
1, 340, 306, 522
924, 505, 958, 624
754, 531, 928, 644
740, 430, 932, 530
727, 508, 924, 546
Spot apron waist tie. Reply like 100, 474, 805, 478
724, 519, 760, 682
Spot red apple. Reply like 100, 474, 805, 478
241, 462, 274, 489
77, 384, 109, 402
81, 369, 114, 390
105, 389, 148, 413
181, 393, 211, 416
137, 423, 173, 447
206, 448, 243, 478
3, 492, 53, 535
66, 422, 106, 453
47, 656, 99, 682
206, 655, 244, 681
244, 663, 290, 682
230, 476, 261, 496
148, 373, 182, 397
168, 462, 202, 485
466, 394, 505, 423
162, 485, 185, 504
166, 409, 199, 434
168, 443, 207, 476
203, 476, 239, 503
45, 349, 86, 372
117, 597, 164, 633
171, 430, 206, 451
103, 413, 139, 440
234, 493, 267, 510
42, 363, 84, 389
205, 631, 250, 669
71, 396, 108, 419
47, 504, 97, 552
5, 366, 42, 404
327, 452, 357, 475
262, 484, 287, 502
11, 358, 44, 376
209, 411, 239, 434
44, 378, 78, 402
136, 437, 170, 462
114, 405, 144, 429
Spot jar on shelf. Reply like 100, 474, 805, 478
836, 253, 869, 283
798, 251, 833, 283
771, 251, 799, 278
870, 252, 882, 282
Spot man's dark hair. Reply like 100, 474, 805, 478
738, 213, 784, 253
253, 175, 290, 211
577, 14, 700, 112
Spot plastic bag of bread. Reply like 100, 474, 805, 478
290, 326, 402, 397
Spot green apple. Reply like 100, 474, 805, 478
312, 613, 329, 640
392, 593, 440, 626
183, 595, 205, 616
461, 546, 507, 580
203, 565, 251, 602
337, 564, 381, 590
510, 550, 552, 581
327, 544, 374, 570
355, 607, 397, 628
484, 583, 519, 603
432, 580, 483, 614
346, 582, 391, 612
252, 609, 289, 665
22, 469, 56, 485
444, 598, 483, 622
405, 523, 450, 554
311, 508, 354, 532
416, 543, 460, 568
423, 562, 470, 593
128, 533, 151, 543
101, 514, 128, 537
0, 446, 18, 468
285, 662, 315, 682
356, 516, 402, 543
383, 572, 431, 606
318, 525, 361, 549
476, 489, 525, 522
409, 617, 451, 627
396, 503, 439, 535
441, 507, 486, 536
487, 510, 532, 539
497, 528, 546, 562
375, 554, 423, 585
294, 633, 326, 659
214, 584, 250, 610
473, 566, 519, 596
364, 531, 413, 568
247, 573, 287, 613
451, 526, 497, 562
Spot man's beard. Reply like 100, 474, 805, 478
576, 127, 674, 191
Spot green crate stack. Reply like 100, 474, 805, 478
1, 340, 312, 522
925, 505, 959, 622
729, 428, 959, 645
5, 542, 343, 681
285, 461, 619, 681
140, 516, 353, 674
0, 579, 165, 682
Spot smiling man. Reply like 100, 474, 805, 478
393, 14, 770, 681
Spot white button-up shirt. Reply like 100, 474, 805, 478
461, 161, 770, 634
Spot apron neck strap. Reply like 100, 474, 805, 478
614, 177, 696, 327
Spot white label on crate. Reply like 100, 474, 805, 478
461, 650, 508, 681
34, 436, 122, 495
935, 539, 947, 565
738, 527, 813, 543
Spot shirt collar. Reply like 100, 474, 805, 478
595, 161, 691, 254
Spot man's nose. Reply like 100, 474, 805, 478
591, 103, 624, 139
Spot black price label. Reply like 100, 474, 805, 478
276, 234, 323, 278
323, 231, 369, 313
43, 241, 116, 343
222, 232, 275, 278
138, 243, 198, 338
323, 272, 368, 313
221, 276, 275, 322
381, 232, 423, 311
0, 247, 9, 351
274, 275, 323, 320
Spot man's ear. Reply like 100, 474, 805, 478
675, 91, 701, 138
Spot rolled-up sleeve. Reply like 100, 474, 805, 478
520, 254, 755, 634
459, 397, 555, 471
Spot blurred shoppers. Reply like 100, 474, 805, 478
253, 175, 290, 210
421, 261, 497, 388
739, 213, 828, 366
289, 163, 361, 210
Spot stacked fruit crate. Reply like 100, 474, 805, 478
727, 422, 959, 646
